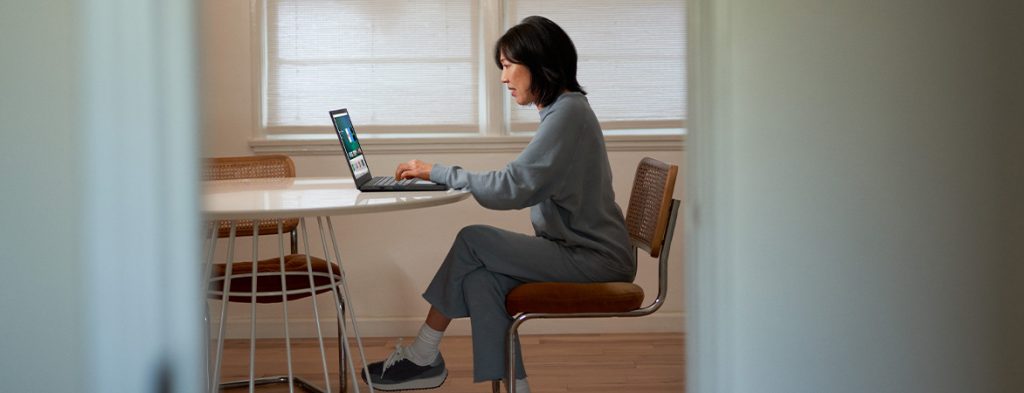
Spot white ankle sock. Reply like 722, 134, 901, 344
406, 324, 443, 366
505, 377, 530, 393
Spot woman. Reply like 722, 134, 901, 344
361, 16, 634, 393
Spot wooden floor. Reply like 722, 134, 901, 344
217, 333, 684, 393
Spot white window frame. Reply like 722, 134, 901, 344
248, 0, 684, 154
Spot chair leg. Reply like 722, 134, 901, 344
506, 321, 519, 393
203, 301, 212, 391
336, 296, 347, 393
290, 228, 299, 254
491, 379, 502, 393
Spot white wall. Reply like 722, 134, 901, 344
689, 0, 1020, 392
200, 0, 685, 338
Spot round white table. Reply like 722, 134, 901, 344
202, 177, 470, 393
204, 177, 471, 220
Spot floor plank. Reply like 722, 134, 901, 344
216, 333, 684, 392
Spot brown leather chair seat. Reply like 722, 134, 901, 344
208, 254, 342, 304
505, 282, 645, 315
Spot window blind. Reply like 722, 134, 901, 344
507, 0, 686, 132
265, 0, 478, 133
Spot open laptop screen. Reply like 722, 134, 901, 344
330, 108, 371, 184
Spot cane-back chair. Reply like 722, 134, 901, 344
494, 157, 680, 393
203, 154, 348, 393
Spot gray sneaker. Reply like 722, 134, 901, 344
361, 344, 447, 391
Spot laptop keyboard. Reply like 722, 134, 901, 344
367, 177, 416, 187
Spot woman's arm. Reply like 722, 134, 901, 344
431, 104, 584, 210
395, 96, 590, 210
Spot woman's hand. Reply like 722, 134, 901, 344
395, 159, 433, 180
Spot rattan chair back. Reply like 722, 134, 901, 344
625, 157, 679, 258
203, 155, 300, 238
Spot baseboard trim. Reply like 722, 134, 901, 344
210, 313, 685, 339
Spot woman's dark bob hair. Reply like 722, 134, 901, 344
494, 16, 585, 108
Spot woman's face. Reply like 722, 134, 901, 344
499, 54, 535, 107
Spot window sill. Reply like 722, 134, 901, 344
250, 133, 685, 155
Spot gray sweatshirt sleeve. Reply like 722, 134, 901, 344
429, 103, 582, 210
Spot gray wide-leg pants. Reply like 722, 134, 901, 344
422, 224, 632, 382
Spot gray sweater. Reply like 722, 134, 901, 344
430, 92, 634, 276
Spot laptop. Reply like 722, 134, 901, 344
330, 108, 448, 192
